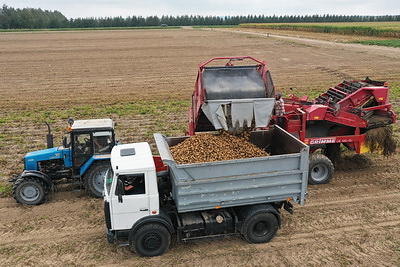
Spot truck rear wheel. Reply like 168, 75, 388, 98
84, 162, 110, 198
242, 212, 279, 243
131, 223, 171, 257
13, 177, 47, 205
308, 153, 334, 185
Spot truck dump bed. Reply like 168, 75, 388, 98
154, 126, 309, 213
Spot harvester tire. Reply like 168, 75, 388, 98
131, 223, 171, 257
308, 153, 334, 185
84, 162, 110, 198
13, 177, 47, 205
242, 212, 279, 244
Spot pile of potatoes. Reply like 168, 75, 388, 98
170, 132, 269, 164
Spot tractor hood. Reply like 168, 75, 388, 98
25, 147, 64, 170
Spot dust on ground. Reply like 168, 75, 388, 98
0, 28, 399, 266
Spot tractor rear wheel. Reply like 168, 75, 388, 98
13, 177, 47, 205
84, 162, 110, 198
308, 153, 334, 185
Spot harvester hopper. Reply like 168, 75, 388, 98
188, 57, 276, 134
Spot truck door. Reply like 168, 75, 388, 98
110, 173, 150, 230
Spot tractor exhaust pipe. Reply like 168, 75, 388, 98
45, 122, 54, 148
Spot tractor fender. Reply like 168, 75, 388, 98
236, 203, 282, 232
129, 209, 175, 241
80, 156, 110, 176
19, 170, 55, 192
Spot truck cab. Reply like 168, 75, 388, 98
12, 118, 116, 205
104, 143, 175, 257
104, 143, 160, 231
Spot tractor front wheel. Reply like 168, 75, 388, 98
13, 177, 47, 205
308, 154, 334, 185
84, 162, 110, 198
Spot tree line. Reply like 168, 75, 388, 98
1, 5, 399, 29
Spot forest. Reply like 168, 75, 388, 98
0, 4, 399, 29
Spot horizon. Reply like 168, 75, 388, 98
4, 0, 400, 19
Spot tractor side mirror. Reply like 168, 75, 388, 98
116, 179, 124, 203
63, 136, 68, 148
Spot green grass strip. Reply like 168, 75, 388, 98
349, 39, 400, 48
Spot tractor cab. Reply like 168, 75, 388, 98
62, 118, 116, 169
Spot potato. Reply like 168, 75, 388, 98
170, 132, 269, 164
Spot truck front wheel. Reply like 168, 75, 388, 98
308, 153, 334, 185
131, 223, 171, 257
242, 212, 279, 243
84, 162, 110, 198
13, 177, 47, 205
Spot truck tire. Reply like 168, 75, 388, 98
242, 212, 279, 243
84, 162, 110, 198
13, 177, 47, 205
131, 223, 171, 257
308, 153, 334, 185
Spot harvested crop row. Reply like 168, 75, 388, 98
170, 132, 269, 164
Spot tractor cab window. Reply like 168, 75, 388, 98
118, 174, 145, 195
93, 131, 113, 154
72, 133, 92, 167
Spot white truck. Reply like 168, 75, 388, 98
104, 126, 309, 257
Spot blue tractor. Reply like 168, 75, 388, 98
11, 118, 116, 205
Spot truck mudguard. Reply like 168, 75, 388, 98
129, 209, 175, 239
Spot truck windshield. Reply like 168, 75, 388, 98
105, 168, 114, 196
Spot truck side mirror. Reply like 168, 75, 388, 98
116, 179, 124, 203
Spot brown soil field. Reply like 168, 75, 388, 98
0, 28, 399, 266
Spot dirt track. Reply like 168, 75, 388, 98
0, 28, 399, 266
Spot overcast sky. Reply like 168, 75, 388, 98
4, 0, 400, 19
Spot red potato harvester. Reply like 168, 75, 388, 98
188, 57, 396, 185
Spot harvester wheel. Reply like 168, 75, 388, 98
308, 154, 334, 185
242, 212, 279, 244
84, 162, 110, 198
131, 223, 171, 257
13, 177, 47, 205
